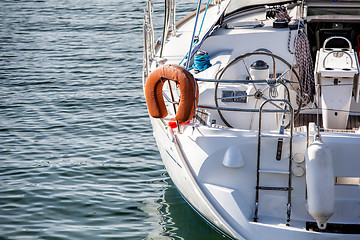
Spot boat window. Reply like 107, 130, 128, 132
308, 7, 360, 16
226, 0, 291, 14
227, 0, 360, 15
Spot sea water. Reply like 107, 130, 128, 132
0, 0, 224, 239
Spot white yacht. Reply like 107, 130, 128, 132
143, 1, 360, 239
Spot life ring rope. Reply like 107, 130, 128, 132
145, 64, 199, 123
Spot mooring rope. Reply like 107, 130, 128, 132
295, 29, 315, 105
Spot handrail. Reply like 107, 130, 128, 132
143, 0, 155, 80
143, 17, 149, 80
322, 50, 354, 69
163, 95, 291, 113
196, 78, 291, 84
162, 76, 292, 114
155, 76, 293, 84
147, 0, 155, 58
254, 99, 294, 224
198, 105, 290, 113
160, 0, 172, 57
171, 0, 177, 36
322, 36, 352, 52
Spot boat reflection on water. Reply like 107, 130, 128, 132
154, 179, 225, 240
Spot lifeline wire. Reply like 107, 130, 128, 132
180, 0, 211, 66
185, 0, 203, 69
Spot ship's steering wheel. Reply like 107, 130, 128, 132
214, 51, 302, 128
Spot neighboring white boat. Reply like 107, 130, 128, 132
143, 0, 360, 239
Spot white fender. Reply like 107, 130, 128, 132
306, 139, 335, 229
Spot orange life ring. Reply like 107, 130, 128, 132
145, 64, 199, 123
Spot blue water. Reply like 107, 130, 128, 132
0, 0, 223, 239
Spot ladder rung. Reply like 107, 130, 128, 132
257, 186, 290, 191
259, 169, 290, 174
260, 133, 291, 138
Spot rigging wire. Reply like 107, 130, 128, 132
185, 0, 203, 69
179, 0, 211, 66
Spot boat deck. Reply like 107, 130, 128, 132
295, 114, 360, 130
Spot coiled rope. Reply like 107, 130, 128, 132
189, 51, 212, 73
295, 29, 315, 105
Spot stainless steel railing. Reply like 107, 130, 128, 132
143, 0, 155, 79
160, 0, 172, 58
161, 77, 292, 115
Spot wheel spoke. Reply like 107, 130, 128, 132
261, 96, 284, 110
276, 68, 291, 81
214, 51, 302, 128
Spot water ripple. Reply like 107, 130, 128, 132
0, 0, 225, 239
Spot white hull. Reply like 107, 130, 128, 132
151, 117, 360, 239
143, 1, 360, 239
